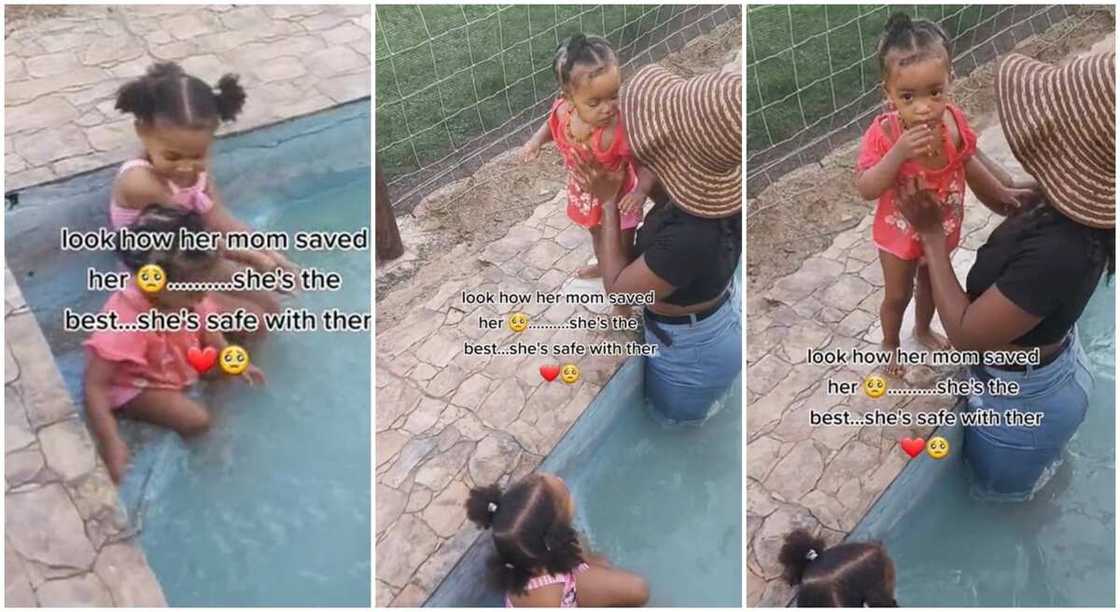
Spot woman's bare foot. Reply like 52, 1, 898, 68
881, 342, 906, 378
914, 327, 951, 352
575, 264, 601, 279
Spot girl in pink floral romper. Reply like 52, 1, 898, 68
856, 14, 1040, 376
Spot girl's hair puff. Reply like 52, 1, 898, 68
465, 474, 583, 595
116, 62, 246, 128
877, 12, 952, 79
779, 528, 898, 607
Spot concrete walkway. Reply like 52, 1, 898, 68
6, 269, 165, 606
5, 4, 370, 192
746, 122, 1027, 606
375, 188, 630, 605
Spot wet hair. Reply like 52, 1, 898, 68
465, 474, 583, 595
877, 12, 952, 79
779, 529, 898, 607
116, 205, 219, 280
552, 34, 618, 90
116, 62, 246, 128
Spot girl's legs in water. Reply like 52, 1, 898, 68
914, 264, 951, 351
878, 250, 918, 377
119, 389, 211, 436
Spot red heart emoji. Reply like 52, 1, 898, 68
539, 365, 560, 382
900, 437, 925, 459
187, 346, 217, 374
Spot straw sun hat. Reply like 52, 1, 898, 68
621, 64, 742, 218
996, 51, 1115, 229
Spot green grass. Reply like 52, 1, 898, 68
747, 4, 1014, 155
375, 4, 685, 184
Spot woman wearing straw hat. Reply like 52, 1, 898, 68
575, 64, 742, 424
896, 52, 1115, 500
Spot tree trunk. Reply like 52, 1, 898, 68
375, 161, 404, 262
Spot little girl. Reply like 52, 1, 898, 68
465, 473, 648, 607
520, 34, 655, 280
84, 206, 264, 484
112, 62, 297, 320
779, 528, 898, 606
855, 14, 1036, 375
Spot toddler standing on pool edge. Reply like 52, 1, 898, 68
854, 13, 1039, 376
520, 34, 657, 281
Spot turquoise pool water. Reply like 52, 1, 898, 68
853, 281, 1114, 606
6, 102, 371, 606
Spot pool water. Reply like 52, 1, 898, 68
6, 102, 371, 606
867, 281, 1114, 606
570, 373, 743, 606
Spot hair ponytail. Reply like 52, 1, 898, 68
552, 33, 617, 89
542, 523, 582, 575
778, 528, 826, 586
877, 12, 952, 78
214, 74, 246, 122
465, 484, 503, 529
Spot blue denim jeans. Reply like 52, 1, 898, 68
964, 329, 1093, 501
642, 282, 742, 424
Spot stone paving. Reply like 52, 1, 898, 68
745, 120, 1044, 606
5, 268, 165, 606
375, 188, 630, 606
5, 4, 370, 192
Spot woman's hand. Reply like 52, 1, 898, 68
572, 155, 626, 205
618, 189, 646, 216
896, 177, 945, 236
519, 139, 541, 162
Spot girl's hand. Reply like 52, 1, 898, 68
998, 185, 1042, 216
241, 364, 266, 386
892, 123, 938, 160
519, 140, 541, 163
618, 190, 646, 216
572, 156, 626, 205
896, 177, 944, 235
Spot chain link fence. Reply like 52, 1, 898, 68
376, 4, 740, 212
746, 4, 1079, 196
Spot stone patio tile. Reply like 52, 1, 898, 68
6, 484, 96, 571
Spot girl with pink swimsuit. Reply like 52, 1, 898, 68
465, 473, 649, 607
110, 62, 299, 324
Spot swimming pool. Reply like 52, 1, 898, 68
849, 280, 1115, 606
5, 102, 371, 606
428, 354, 742, 606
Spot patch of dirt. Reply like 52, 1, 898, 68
377, 19, 743, 306
5, 5, 69, 36
746, 8, 1115, 296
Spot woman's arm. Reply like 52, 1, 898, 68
574, 159, 676, 299
965, 151, 1041, 216
597, 200, 675, 299
84, 354, 130, 483
898, 180, 1042, 350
